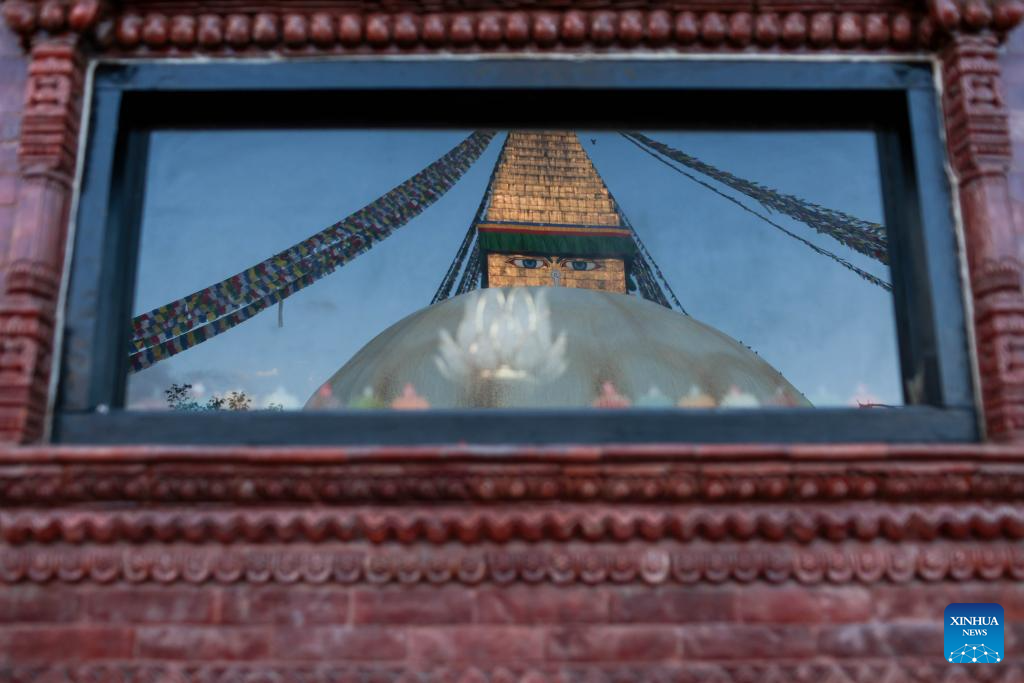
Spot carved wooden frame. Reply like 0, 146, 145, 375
2, 0, 1023, 445
51, 57, 977, 447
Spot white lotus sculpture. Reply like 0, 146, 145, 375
435, 288, 567, 382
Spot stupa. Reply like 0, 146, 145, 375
306, 131, 809, 409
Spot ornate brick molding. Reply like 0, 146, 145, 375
2, 1, 1024, 54
2, 445, 1024, 505
1, 448, 1021, 585
4, 504, 1024, 545
2, 541, 1022, 586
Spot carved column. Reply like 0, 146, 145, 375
942, 32, 1024, 441
0, 37, 84, 444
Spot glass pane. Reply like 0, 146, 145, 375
127, 129, 900, 411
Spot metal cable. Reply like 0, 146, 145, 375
580, 134, 688, 313
627, 131, 888, 264
455, 242, 482, 295
431, 133, 509, 304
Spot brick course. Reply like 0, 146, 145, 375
0, 583, 1020, 671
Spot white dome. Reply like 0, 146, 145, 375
306, 287, 809, 409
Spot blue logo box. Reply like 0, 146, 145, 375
945, 603, 1004, 663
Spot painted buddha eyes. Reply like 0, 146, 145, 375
507, 256, 604, 272
511, 257, 544, 269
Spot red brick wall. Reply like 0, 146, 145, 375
2, 583, 1022, 679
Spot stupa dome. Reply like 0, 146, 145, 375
305, 287, 810, 410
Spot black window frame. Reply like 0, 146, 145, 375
54, 58, 978, 445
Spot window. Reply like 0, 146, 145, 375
55, 59, 976, 444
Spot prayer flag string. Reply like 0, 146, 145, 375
129, 131, 497, 372
589, 144, 687, 315
621, 133, 892, 291
626, 132, 889, 265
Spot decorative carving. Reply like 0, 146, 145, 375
3, 448, 1024, 505
0, 297, 54, 443
2, 504, 1024, 545
19, 39, 83, 179
942, 34, 1024, 440
0, 542, 1020, 585
2, 1, 1024, 54
943, 34, 1012, 182
0, 35, 85, 445
3, 258, 60, 301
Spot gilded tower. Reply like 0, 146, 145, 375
478, 131, 636, 293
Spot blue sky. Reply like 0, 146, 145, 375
127, 128, 901, 410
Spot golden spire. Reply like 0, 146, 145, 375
486, 131, 621, 226
479, 131, 634, 293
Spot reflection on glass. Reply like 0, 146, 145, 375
127, 128, 900, 411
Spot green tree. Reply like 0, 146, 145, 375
165, 383, 283, 411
